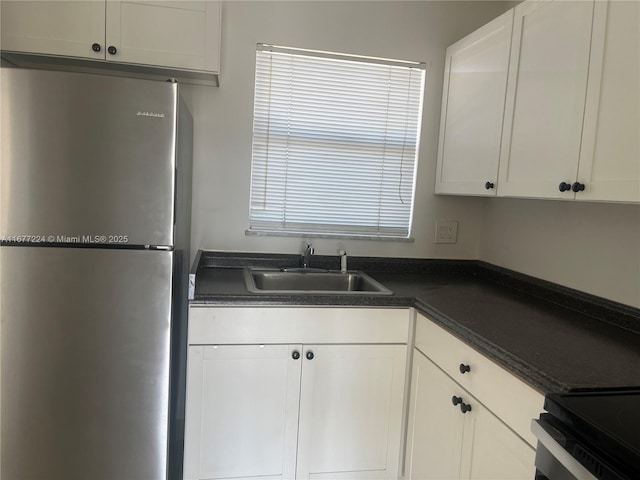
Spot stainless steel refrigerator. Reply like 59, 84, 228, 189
0, 68, 193, 480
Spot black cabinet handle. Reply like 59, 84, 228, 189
485, 182, 495, 190
108, 45, 117, 55
292, 351, 300, 360
559, 182, 572, 192
91, 43, 101, 52
306, 351, 314, 360
459, 363, 471, 374
453, 396, 471, 413
572, 182, 586, 192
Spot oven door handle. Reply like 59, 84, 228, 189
531, 419, 598, 480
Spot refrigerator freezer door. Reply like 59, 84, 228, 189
0, 68, 177, 246
0, 247, 173, 480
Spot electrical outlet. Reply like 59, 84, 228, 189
435, 221, 458, 244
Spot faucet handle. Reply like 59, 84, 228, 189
302, 243, 314, 269
339, 250, 347, 273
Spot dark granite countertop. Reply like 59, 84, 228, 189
190, 251, 640, 395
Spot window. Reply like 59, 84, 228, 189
248, 44, 426, 239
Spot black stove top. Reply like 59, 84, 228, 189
544, 387, 640, 478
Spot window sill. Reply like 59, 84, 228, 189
245, 229, 414, 242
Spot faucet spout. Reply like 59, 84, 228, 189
302, 243, 314, 269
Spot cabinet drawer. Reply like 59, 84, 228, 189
189, 307, 410, 345
415, 313, 543, 447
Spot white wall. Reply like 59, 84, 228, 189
183, 1, 640, 309
183, 0, 512, 259
479, 199, 640, 308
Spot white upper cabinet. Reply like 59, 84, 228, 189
435, 10, 513, 196
497, 0, 595, 200
576, 0, 639, 202
105, 1, 221, 73
0, 1, 221, 77
0, 1, 105, 60
436, 0, 638, 203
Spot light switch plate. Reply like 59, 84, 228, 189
435, 221, 458, 244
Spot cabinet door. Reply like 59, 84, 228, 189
435, 9, 513, 196
0, 0, 105, 59
461, 398, 535, 480
296, 344, 407, 480
105, 1, 221, 72
498, 0, 595, 199
405, 350, 465, 480
183, 344, 301, 480
577, 0, 640, 203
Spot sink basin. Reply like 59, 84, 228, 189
244, 269, 393, 295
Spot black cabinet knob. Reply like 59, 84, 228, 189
91, 43, 101, 52
306, 351, 314, 360
559, 182, 572, 192
460, 402, 472, 414
485, 181, 495, 190
452, 396, 462, 406
459, 363, 471, 374
292, 351, 300, 360
108, 45, 117, 55
572, 182, 586, 192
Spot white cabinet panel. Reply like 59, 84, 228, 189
188, 307, 410, 345
414, 313, 544, 448
105, 1, 220, 72
405, 349, 465, 480
461, 398, 535, 480
0, 0, 221, 78
498, 0, 595, 199
435, 10, 513, 196
0, 1, 105, 59
435, 0, 638, 203
577, 0, 640, 202
183, 345, 302, 480
406, 350, 535, 480
184, 307, 409, 480
296, 344, 407, 480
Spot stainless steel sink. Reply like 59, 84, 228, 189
244, 268, 393, 295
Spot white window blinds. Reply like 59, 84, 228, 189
249, 44, 426, 239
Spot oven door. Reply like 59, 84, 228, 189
532, 418, 596, 480
532, 417, 628, 480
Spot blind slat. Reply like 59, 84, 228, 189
249, 46, 425, 238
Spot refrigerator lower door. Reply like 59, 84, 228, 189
0, 246, 174, 480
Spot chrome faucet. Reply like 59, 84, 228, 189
302, 243, 314, 268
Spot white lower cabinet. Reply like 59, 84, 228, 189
296, 344, 407, 480
184, 344, 301, 480
405, 350, 535, 480
405, 350, 465, 479
184, 307, 543, 480
183, 307, 409, 480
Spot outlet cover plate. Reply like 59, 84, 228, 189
435, 221, 458, 244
